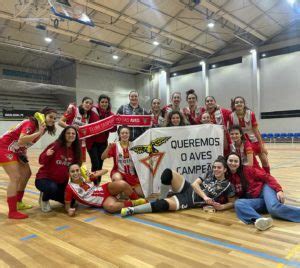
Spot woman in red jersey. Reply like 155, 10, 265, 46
87, 94, 116, 183
102, 126, 143, 197
227, 125, 260, 168
226, 153, 300, 231
59, 96, 93, 162
229, 96, 270, 174
35, 126, 82, 213
162, 92, 183, 119
0, 107, 57, 219
201, 96, 231, 127
182, 89, 202, 125
65, 163, 146, 216
201, 96, 231, 152
149, 98, 165, 128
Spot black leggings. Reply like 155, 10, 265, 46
87, 141, 107, 175
35, 179, 67, 203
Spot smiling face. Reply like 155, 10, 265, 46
99, 98, 109, 110
201, 112, 211, 124
151, 99, 161, 112
187, 93, 197, 107
82, 98, 93, 112
119, 127, 130, 142
170, 113, 181, 126
129, 91, 139, 106
212, 161, 227, 180
205, 96, 216, 110
45, 112, 57, 127
69, 164, 81, 183
65, 127, 77, 144
172, 93, 181, 106
230, 129, 242, 143
234, 97, 245, 112
227, 154, 241, 173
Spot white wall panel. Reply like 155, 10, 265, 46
260, 51, 300, 112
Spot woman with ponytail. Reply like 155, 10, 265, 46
0, 107, 57, 219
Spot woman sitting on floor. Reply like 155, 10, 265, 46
226, 152, 300, 231
65, 163, 147, 216
121, 156, 235, 217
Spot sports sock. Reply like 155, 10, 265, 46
159, 184, 170, 199
17, 191, 24, 202
132, 203, 152, 214
7, 196, 28, 219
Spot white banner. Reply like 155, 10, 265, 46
130, 124, 224, 197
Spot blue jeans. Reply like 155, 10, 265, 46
235, 184, 300, 224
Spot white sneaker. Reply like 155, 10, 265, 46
255, 217, 273, 231
39, 193, 52, 213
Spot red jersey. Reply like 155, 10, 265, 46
229, 110, 258, 143
108, 142, 136, 175
65, 181, 110, 207
201, 107, 230, 127
36, 142, 77, 184
162, 104, 182, 116
86, 106, 116, 150
182, 106, 202, 125
64, 104, 88, 127
228, 166, 282, 198
150, 112, 165, 128
228, 139, 260, 168
0, 119, 39, 155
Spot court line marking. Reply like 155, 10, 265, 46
55, 225, 70, 231
1, 183, 300, 266
20, 234, 38, 241
93, 209, 300, 267
277, 244, 300, 268
83, 216, 97, 222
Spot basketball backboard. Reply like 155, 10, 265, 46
48, 0, 94, 27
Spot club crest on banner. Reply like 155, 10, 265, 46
131, 137, 171, 177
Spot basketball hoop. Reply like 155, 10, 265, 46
48, 0, 94, 27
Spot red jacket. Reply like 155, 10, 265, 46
36, 141, 77, 184
229, 166, 282, 198
86, 106, 116, 150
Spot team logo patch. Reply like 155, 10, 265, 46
25, 127, 32, 134
5, 154, 14, 160
130, 136, 171, 177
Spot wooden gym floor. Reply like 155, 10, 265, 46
0, 144, 300, 267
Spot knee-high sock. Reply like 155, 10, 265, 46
159, 184, 170, 199
17, 191, 24, 202
132, 203, 152, 214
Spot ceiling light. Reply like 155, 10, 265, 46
44, 37, 52, 43
212, 64, 216, 68
173, 73, 177, 76
262, 53, 266, 57
153, 40, 159, 46
287, 0, 296, 5
207, 21, 215, 28
200, 60, 205, 65
112, 55, 119, 60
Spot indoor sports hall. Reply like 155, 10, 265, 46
0, 0, 300, 267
